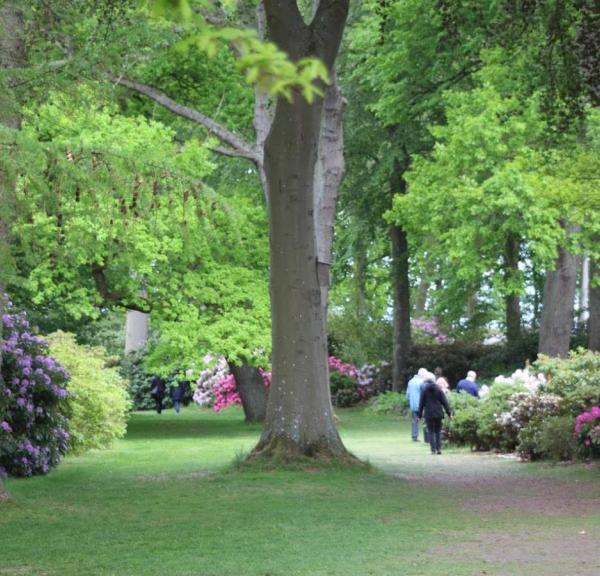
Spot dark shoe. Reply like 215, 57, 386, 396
436, 450, 442, 455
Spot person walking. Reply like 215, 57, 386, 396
418, 372, 452, 454
170, 379, 188, 414
150, 375, 166, 414
407, 368, 428, 442
456, 370, 479, 398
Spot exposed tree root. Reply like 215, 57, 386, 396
243, 434, 368, 471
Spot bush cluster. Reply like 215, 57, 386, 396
46, 332, 131, 453
0, 308, 70, 477
367, 391, 409, 416
447, 351, 600, 460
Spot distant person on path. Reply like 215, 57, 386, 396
150, 375, 166, 414
170, 379, 189, 414
456, 370, 479, 398
407, 368, 428, 442
418, 372, 452, 455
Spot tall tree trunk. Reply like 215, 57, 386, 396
539, 229, 579, 358
390, 223, 411, 391
253, 0, 350, 459
504, 234, 522, 346
353, 233, 368, 317
389, 158, 411, 392
589, 258, 600, 351
0, 0, 26, 501
229, 364, 268, 423
124, 310, 149, 353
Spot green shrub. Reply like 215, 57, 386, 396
46, 332, 131, 453
517, 414, 574, 461
367, 392, 409, 416
444, 392, 480, 448
536, 350, 600, 416
330, 371, 361, 408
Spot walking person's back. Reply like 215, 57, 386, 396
418, 373, 452, 454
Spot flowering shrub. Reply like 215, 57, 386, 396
329, 356, 378, 407
411, 318, 452, 344
1, 307, 70, 477
575, 406, 600, 457
194, 355, 270, 412
194, 355, 229, 407
193, 354, 379, 411
493, 368, 546, 392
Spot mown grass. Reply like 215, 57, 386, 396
1, 407, 598, 576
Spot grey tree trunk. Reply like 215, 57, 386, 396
580, 255, 590, 326
229, 364, 268, 423
589, 258, 600, 351
253, 0, 350, 459
539, 230, 579, 358
504, 234, 522, 346
124, 309, 149, 353
0, 0, 26, 501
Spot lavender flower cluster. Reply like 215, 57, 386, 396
1, 307, 70, 477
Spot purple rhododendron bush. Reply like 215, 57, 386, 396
1, 306, 70, 477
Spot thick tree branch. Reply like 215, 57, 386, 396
263, 0, 307, 57
111, 76, 260, 163
310, 0, 350, 68
91, 263, 150, 313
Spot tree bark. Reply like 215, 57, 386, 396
504, 234, 522, 346
252, 0, 350, 460
389, 157, 412, 392
229, 364, 268, 423
589, 258, 600, 351
0, 0, 26, 501
538, 229, 579, 358
124, 309, 149, 353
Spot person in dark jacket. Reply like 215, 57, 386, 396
169, 380, 189, 414
418, 372, 452, 455
150, 375, 166, 414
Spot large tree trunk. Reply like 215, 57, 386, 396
229, 364, 268, 423
589, 258, 600, 351
253, 0, 350, 460
538, 231, 579, 358
504, 234, 522, 346
390, 223, 411, 391
0, 0, 26, 501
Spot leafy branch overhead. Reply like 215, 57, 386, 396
140, 0, 331, 102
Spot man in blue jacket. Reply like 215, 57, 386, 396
456, 370, 479, 398
407, 368, 428, 441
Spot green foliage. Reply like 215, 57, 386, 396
46, 332, 131, 453
329, 372, 361, 408
536, 350, 600, 416
519, 415, 577, 462
367, 392, 408, 416
444, 392, 480, 448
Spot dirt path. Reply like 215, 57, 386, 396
385, 450, 600, 575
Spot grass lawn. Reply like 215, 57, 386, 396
1, 407, 599, 576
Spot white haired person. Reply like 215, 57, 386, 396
418, 371, 452, 455
406, 368, 428, 442
456, 370, 479, 398
434, 366, 450, 395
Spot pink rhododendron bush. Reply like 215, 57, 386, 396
193, 355, 379, 411
447, 350, 600, 460
1, 305, 70, 477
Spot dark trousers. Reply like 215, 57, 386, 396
426, 418, 443, 453
154, 396, 163, 414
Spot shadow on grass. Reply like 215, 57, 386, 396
124, 411, 263, 441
